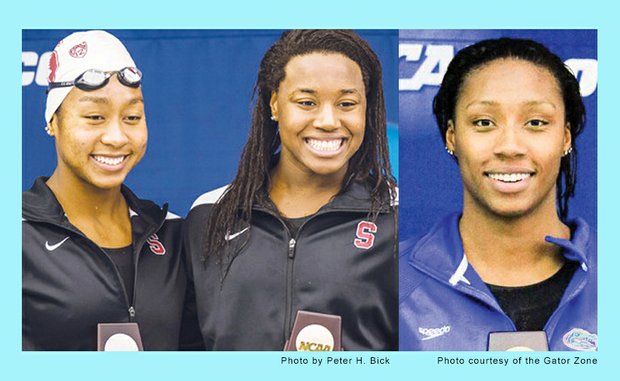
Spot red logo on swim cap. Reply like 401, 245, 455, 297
48, 50, 59, 83
69, 41, 88, 58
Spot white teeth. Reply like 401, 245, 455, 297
306, 138, 343, 152
487, 173, 531, 183
93, 155, 125, 166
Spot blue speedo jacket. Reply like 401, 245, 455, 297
399, 213, 597, 351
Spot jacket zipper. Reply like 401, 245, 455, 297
68, 228, 137, 321
283, 237, 297, 340
85, 234, 137, 321
256, 208, 313, 341
254, 208, 297, 341
257, 206, 388, 343
126, 220, 166, 322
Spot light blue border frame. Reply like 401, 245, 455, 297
7, 1, 615, 380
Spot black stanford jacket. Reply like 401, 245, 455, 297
184, 182, 398, 350
22, 177, 201, 351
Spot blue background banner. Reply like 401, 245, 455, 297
399, 29, 597, 243
22, 29, 398, 216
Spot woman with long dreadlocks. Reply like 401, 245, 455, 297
399, 37, 597, 351
184, 30, 398, 350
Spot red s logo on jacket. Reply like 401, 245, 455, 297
354, 221, 377, 249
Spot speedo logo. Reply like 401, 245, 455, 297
419, 325, 451, 341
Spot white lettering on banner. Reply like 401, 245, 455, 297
565, 58, 598, 97
23, 47, 599, 97
22, 51, 52, 87
399, 44, 598, 97
399, 44, 454, 91
22, 52, 37, 86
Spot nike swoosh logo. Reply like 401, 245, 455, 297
45, 237, 70, 251
225, 227, 249, 241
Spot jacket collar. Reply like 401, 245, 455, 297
253, 180, 395, 214
22, 177, 168, 229
545, 220, 592, 271
408, 212, 594, 287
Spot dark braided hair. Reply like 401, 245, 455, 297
433, 37, 585, 220
203, 30, 396, 261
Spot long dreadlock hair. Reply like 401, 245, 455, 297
432, 37, 585, 220
203, 29, 396, 261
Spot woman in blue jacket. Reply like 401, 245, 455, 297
399, 38, 597, 351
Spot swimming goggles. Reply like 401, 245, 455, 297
47, 67, 142, 93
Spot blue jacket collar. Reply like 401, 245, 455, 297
545, 218, 592, 270
408, 212, 594, 286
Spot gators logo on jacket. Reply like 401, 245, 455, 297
563, 328, 597, 351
